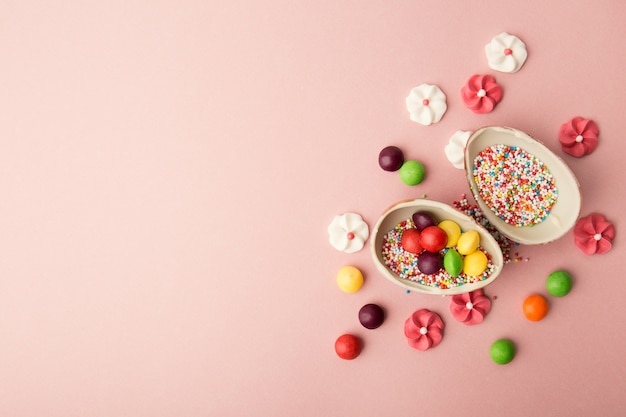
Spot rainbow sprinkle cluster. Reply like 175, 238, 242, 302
472, 144, 558, 227
381, 219, 495, 289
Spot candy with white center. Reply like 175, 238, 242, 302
485, 32, 528, 73
328, 212, 369, 253
405, 83, 447, 125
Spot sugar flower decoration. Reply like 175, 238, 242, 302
574, 213, 615, 255
444, 130, 471, 169
485, 32, 528, 73
404, 309, 444, 351
558, 116, 599, 157
461, 74, 503, 114
328, 212, 369, 253
405, 83, 447, 126
449, 289, 492, 325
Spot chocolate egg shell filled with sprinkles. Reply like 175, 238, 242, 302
464, 126, 581, 245
370, 199, 503, 295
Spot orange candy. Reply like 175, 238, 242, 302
523, 294, 549, 321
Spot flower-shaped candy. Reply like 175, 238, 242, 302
449, 289, 492, 325
558, 117, 599, 157
444, 130, 471, 169
328, 212, 369, 253
574, 213, 615, 255
461, 74, 503, 114
404, 309, 444, 351
405, 84, 447, 126
485, 32, 528, 73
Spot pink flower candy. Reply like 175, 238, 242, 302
574, 213, 615, 255
558, 117, 599, 157
404, 309, 444, 351
461, 74, 503, 114
449, 289, 492, 325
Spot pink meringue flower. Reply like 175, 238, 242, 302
461, 74, 503, 114
558, 117, 599, 157
404, 309, 444, 351
449, 289, 492, 325
574, 213, 615, 255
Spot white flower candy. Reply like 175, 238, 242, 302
405, 84, 447, 126
485, 32, 528, 73
328, 212, 369, 253
444, 130, 471, 169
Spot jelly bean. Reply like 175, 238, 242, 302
523, 294, 549, 321
463, 250, 487, 276
438, 220, 461, 248
443, 249, 463, 276
400, 228, 422, 254
419, 226, 448, 252
546, 270, 572, 297
399, 160, 425, 185
490, 339, 515, 365
336, 266, 364, 293
335, 334, 362, 360
457, 230, 480, 255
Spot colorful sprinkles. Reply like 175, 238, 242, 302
472, 144, 558, 227
381, 218, 495, 289
453, 194, 528, 264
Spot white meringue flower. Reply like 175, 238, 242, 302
485, 32, 528, 73
444, 130, 471, 169
328, 213, 369, 253
405, 84, 447, 125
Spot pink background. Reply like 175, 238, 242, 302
1, 1, 625, 416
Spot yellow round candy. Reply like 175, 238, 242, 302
463, 250, 488, 276
336, 266, 364, 293
457, 230, 480, 255
438, 220, 462, 248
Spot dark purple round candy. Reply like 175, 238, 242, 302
412, 211, 436, 231
418, 251, 442, 275
358, 303, 385, 329
378, 146, 404, 172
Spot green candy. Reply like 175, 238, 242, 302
490, 339, 515, 365
399, 160, 425, 186
546, 270, 573, 297
443, 249, 463, 276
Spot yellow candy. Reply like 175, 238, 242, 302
336, 266, 364, 293
438, 220, 461, 248
457, 230, 480, 255
463, 250, 488, 276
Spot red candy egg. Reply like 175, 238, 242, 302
419, 226, 448, 252
335, 334, 362, 360
401, 228, 423, 254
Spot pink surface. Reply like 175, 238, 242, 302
1, 1, 625, 416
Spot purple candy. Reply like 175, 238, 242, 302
412, 211, 436, 231
378, 146, 404, 172
358, 303, 385, 329
418, 251, 442, 275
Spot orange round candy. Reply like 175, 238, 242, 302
523, 294, 549, 321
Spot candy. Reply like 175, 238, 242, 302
490, 339, 515, 364
546, 270, 573, 297
399, 160, 425, 185
523, 294, 549, 321
418, 251, 442, 275
419, 226, 448, 252
335, 334, 362, 360
336, 266, 364, 293
358, 303, 385, 329
457, 230, 480, 255
378, 146, 404, 171
463, 250, 488, 276
412, 211, 436, 231
473, 144, 558, 227
438, 220, 461, 247
400, 228, 422, 254
443, 249, 463, 276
